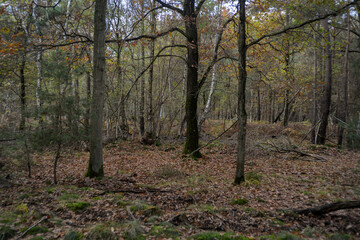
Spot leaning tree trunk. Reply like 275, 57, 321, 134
234, 0, 247, 185
183, 0, 201, 157
317, 19, 332, 145
86, 0, 107, 178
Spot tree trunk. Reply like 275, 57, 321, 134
86, 0, 107, 178
20, 53, 26, 131
311, 28, 318, 144
257, 83, 261, 122
183, 0, 201, 157
147, 0, 156, 137
139, 0, 145, 136
337, 10, 350, 147
234, 0, 247, 185
317, 19, 332, 145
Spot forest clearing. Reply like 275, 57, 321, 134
1, 0, 360, 239
1, 121, 360, 239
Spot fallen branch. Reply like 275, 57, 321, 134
258, 137, 328, 162
97, 188, 172, 196
291, 200, 360, 215
17, 215, 49, 239
126, 206, 137, 221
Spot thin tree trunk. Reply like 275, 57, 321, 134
317, 19, 332, 145
20, 53, 26, 131
86, 0, 107, 178
85, 71, 91, 136
311, 28, 318, 144
139, 0, 145, 136
234, 0, 247, 185
257, 83, 261, 121
337, 10, 350, 147
147, 0, 156, 137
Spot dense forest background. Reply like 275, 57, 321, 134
0, 0, 360, 239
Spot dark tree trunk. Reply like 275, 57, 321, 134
20, 54, 26, 131
234, 0, 247, 185
311, 28, 318, 144
257, 83, 261, 121
317, 19, 332, 145
337, 11, 350, 147
85, 71, 91, 136
86, 0, 107, 178
147, 0, 156, 137
183, 0, 201, 157
139, 0, 145, 136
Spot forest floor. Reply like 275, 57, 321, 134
0, 122, 360, 240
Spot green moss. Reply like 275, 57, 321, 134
66, 202, 90, 212
328, 233, 351, 240
15, 203, 28, 214
260, 232, 301, 240
65, 231, 83, 240
46, 188, 56, 194
244, 171, 262, 185
58, 193, 79, 201
0, 212, 18, 224
191, 231, 249, 240
29, 237, 45, 240
150, 223, 179, 239
130, 201, 162, 217
23, 226, 48, 235
85, 163, 104, 178
231, 198, 248, 205
85, 224, 117, 240
0, 226, 17, 240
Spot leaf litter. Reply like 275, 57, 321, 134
0, 123, 359, 239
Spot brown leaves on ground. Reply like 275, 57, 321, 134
0, 123, 359, 239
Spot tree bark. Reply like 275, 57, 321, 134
337, 10, 350, 147
86, 0, 107, 178
311, 28, 318, 144
234, 0, 247, 185
293, 201, 360, 215
317, 19, 332, 145
147, 0, 156, 137
183, 0, 201, 157
139, 0, 145, 136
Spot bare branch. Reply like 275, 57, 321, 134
154, 0, 184, 16
248, 0, 359, 48
195, 0, 207, 15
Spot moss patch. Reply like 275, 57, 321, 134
191, 231, 249, 240
231, 198, 248, 205
65, 230, 83, 240
66, 202, 90, 212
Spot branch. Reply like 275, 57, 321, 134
124, 45, 186, 101
291, 200, 360, 215
189, 120, 238, 157
154, 0, 184, 16
17, 216, 49, 240
195, 0, 207, 15
198, 15, 236, 89
248, 0, 359, 48
106, 27, 187, 44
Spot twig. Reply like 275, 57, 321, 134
17, 215, 49, 239
189, 120, 238, 156
126, 206, 137, 221
300, 120, 321, 144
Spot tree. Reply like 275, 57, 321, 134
317, 19, 332, 145
234, 0, 246, 184
86, 0, 107, 178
